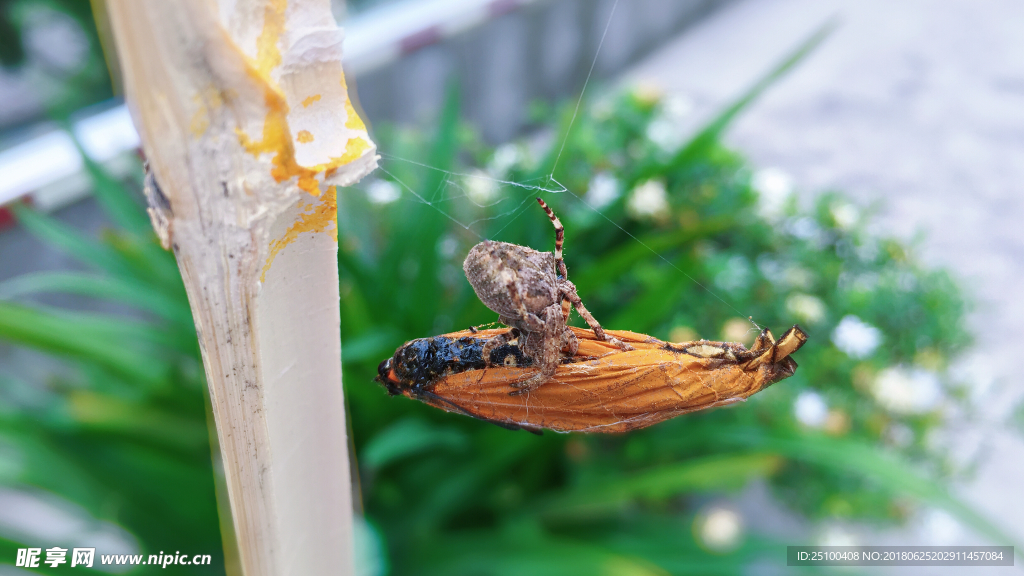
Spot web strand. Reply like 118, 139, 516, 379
549, 0, 620, 178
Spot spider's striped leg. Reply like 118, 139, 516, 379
562, 281, 634, 351
537, 197, 571, 321
536, 198, 568, 280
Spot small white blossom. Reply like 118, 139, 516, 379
366, 179, 400, 204
922, 509, 962, 545
627, 179, 669, 219
645, 118, 679, 154
831, 315, 882, 359
663, 94, 693, 120
697, 507, 743, 552
872, 366, 942, 414
645, 95, 692, 154
830, 202, 859, 230
585, 172, 620, 209
464, 169, 499, 205
752, 167, 793, 220
794, 390, 829, 428
489, 143, 521, 175
786, 293, 826, 324
783, 266, 815, 290
818, 525, 858, 547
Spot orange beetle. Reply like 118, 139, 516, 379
376, 325, 807, 433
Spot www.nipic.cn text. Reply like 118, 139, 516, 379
15, 547, 213, 569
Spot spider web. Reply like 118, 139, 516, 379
361, 0, 762, 334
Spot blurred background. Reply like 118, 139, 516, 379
1, 0, 1022, 574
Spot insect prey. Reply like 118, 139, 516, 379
376, 196, 809, 434
376, 324, 808, 433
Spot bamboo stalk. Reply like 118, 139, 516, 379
103, 1, 377, 574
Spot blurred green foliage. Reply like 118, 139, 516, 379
0, 25, 1014, 576
0, 160, 222, 573
0, 0, 113, 126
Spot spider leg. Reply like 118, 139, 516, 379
536, 198, 568, 281
561, 280, 634, 351
510, 304, 563, 395
537, 198, 571, 322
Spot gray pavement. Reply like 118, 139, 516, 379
623, 0, 1024, 569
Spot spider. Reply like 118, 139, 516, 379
462, 198, 633, 395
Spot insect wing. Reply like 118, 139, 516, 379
400, 327, 805, 433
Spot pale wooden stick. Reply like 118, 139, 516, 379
103, 1, 377, 574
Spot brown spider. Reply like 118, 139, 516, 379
463, 198, 633, 395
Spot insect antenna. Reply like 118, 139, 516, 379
536, 198, 568, 280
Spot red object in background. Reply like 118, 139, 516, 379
0, 197, 32, 231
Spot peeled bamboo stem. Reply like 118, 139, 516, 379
103, 1, 377, 574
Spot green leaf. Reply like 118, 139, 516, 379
65, 390, 209, 450
717, 428, 1023, 553
0, 301, 171, 386
342, 327, 403, 364
9, 204, 135, 278
361, 418, 468, 470
539, 453, 781, 519
0, 271, 192, 326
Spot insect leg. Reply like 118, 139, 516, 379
561, 280, 634, 351
560, 326, 579, 356
536, 198, 568, 280
481, 328, 520, 367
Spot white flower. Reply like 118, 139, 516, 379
794, 391, 829, 428
489, 143, 521, 175
818, 525, 858, 547
464, 169, 498, 205
783, 266, 815, 290
645, 95, 692, 154
752, 167, 793, 220
922, 509, 962, 545
872, 366, 942, 414
696, 506, 743, 552
645, 118, 679, 154
662, 94, 693, 120
627, 179, 669, 219
366, 179, 400, 204
786, 293, 826, 324
830, 201, 859, 230
585, 172, 620, 209
831, 315, 882, 359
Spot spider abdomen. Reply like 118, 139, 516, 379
463, 239, 558, 318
